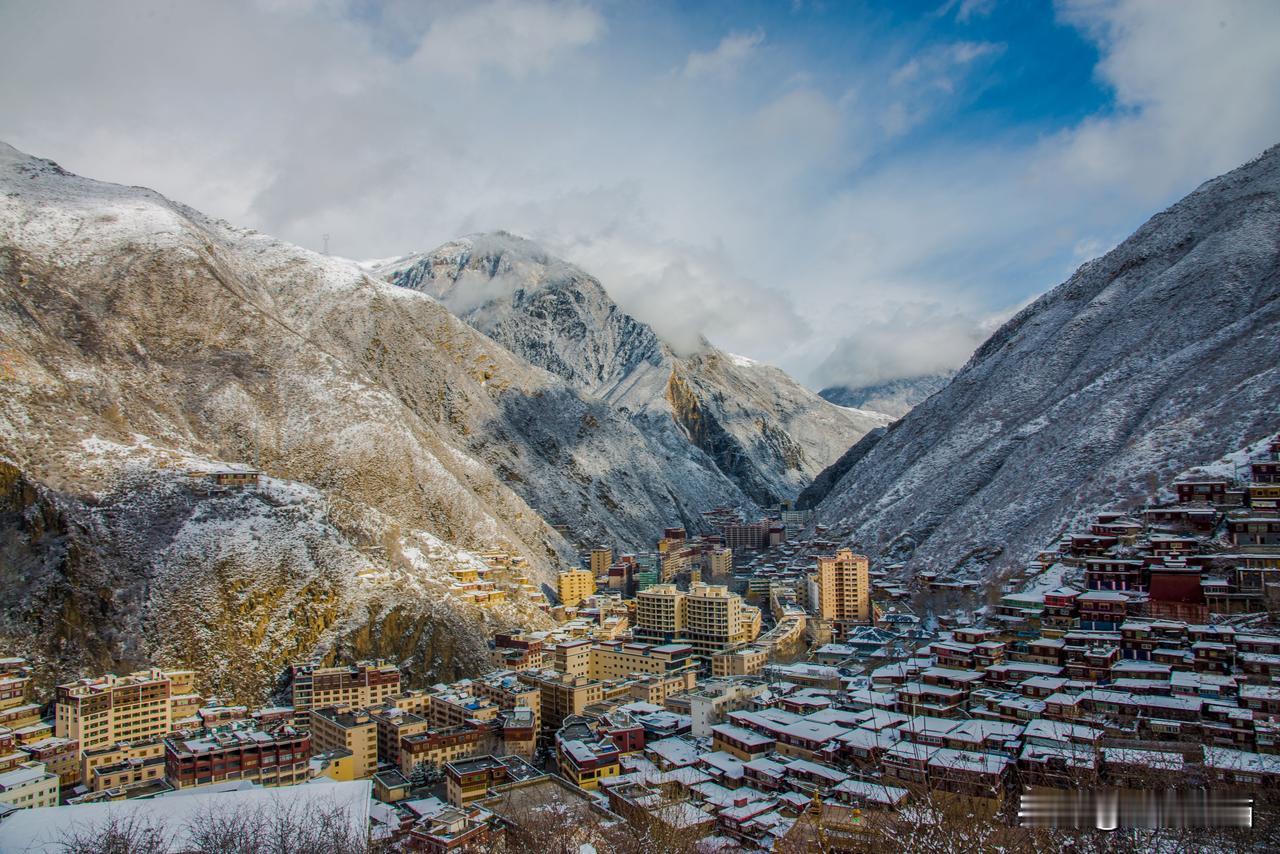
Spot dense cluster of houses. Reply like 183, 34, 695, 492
3, 439, 1278, 849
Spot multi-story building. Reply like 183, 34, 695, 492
18, 737, 79, 787
311, 707, 378, 779
555, 718, 621, 791
812, 549, 871, 626
444, 754, 542, 807
635, 584, 760, 658
426, 689, 499, 730
590, 547, 614, 577
80, 739, 166, 793
684, 583, 760, 656
712, 647, 768, 678
708, 547, 733, 578
0, 761, 59, 809
587, 642, 695, 681
0, 658, 31, 714
398, 724, 490, 775
490, 634, 546, 672
369, 706, 430, 766
557, 569, 597, 608
164, 724, 311, 789
469, 672, 541, 734
516, 671, 605, 733
289, 660, 400, 726
551, 640, 591, 678
634, 585, 686, 644
54, 669, 196, 753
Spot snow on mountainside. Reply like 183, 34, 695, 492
0, 143, 743, 698
819, 373, 955, 419
813, 142, 1280, 581
369, 233, 890, 507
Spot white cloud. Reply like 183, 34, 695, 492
813, 301, 1001, 390
882, 41, 1003, 135
411, 0, 604, 78
0, 0, 1276, 393
683, 29, 765, 80
1044, 0, 1280, 199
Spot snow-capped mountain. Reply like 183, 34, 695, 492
819, 373, 955, 419
0, 144, 749, 698
812, 143, 1280, 579
369, 233, 890, 507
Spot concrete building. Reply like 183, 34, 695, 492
368, 706, 430, 766
685, 583, 760, 656
79, 739, 165, 791
558, 568, 597, 608
444, 754, 542, 807
813, 549, 871, 626
0, 761, 59, 809
635, 584, 760, 658
590, 547, 614, 577
552, 640, 591, 678
685, 680, 771, 737
634, 585, 686, 644
587, 642, 695, 681
289, 660, 400, 726
54, 669, 196, 753
470, 672, 542, 734
163, 724, 312, 789
18, 737, 78, 788
516, 671, 605, 734
311, 707, 378, 780
712, 647, 768, 678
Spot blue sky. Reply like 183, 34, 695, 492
2, 0, 1279, 388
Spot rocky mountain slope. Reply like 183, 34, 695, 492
369, 234, 889, 507
0, 144, 759, 699
813, 143, 1280, 579
819, 373, 954, 419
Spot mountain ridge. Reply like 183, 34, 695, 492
812, 142, 1280, 579
369, 233, 891, 507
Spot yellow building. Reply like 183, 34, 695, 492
516, 672, 605, 732
557, 569, 597, 608
626, 671, 698, 705
54, 669, 196, 753
0, 658, 32, 714
312, 748, 357, 781
289, 660, 401, 725
684, 583, 759, 656
369, 706, 431, 766
80, 739, 166, 790
708, 547, 733, 578
470, 673, 542, 734
635, 584, 686, 643
636, 583, 759, 657
311, 707, 379, 779
814, 549, 871, 624
587, 642, 696, 681
426, 689, 499, 730
16, 736, 77, 787
590, 547, 614, 577
552, 640, 591, 678
712, 647, 768, 677
0, 761, 59, 809
87, 751, 166, 793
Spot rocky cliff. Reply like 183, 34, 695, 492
0, 144, 759, 699
813, 143, 1280, 579
371, 234, 889, 508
